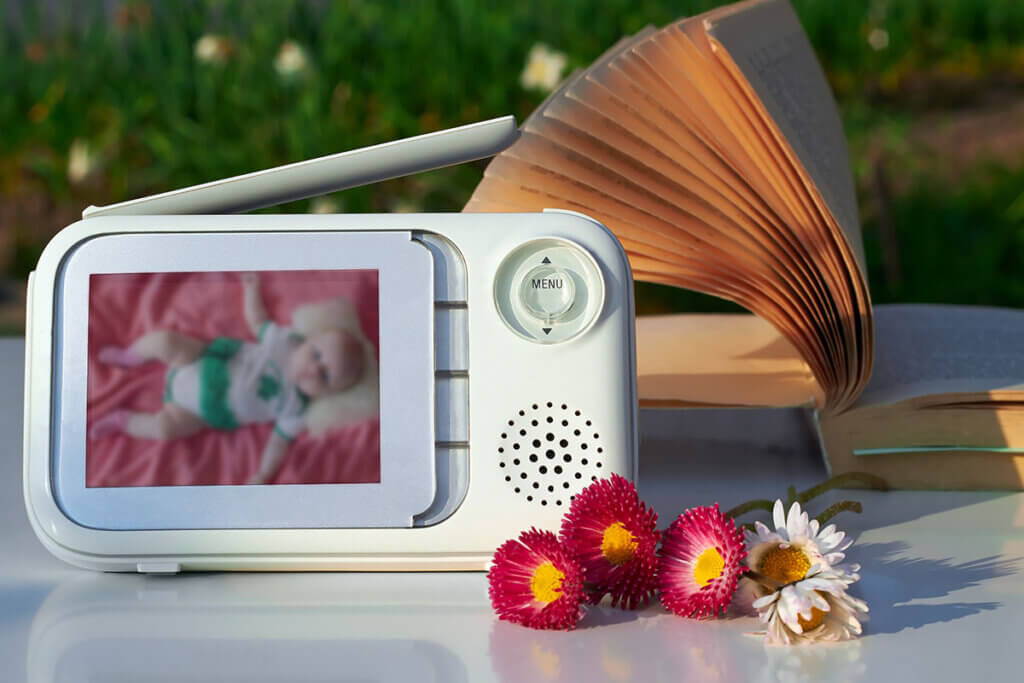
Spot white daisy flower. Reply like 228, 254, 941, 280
746, 499, 853, 576
309, 196, 340, 214
868, 27, 889, 51
519, 43, 568, 92
750, 565, 868, 645
275, 40, 309, 78
740, 500, 868, 645
67, 139, 98, 185
194, 35, 233, 65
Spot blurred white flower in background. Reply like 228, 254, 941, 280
275, 40, 309, 78
388, 198, 420, 213
868, 27, 889, 51
194, 35, 233, 64
309, 196, 340, 214
520, 43, 567, 92
67, 139, 97, 185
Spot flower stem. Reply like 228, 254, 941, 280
795, 472, 889, 506
815, 500, 863, 525
786, 485, 798, 505
723, 472, 886, 525
723, 498, 775, 520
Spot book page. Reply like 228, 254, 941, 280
858, 304, 1024, 406
637, 313, 823, 408
702, 0, 866, 272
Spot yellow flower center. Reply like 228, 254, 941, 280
600, 522, 638, 566
530, 561, 565, 604
798, 605, 827, 631
758, 545, 811, 584
693, 547, 725, 587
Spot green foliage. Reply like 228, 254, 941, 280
3, 0, 1024, 315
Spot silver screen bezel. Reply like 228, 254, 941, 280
53, 230, 436, 529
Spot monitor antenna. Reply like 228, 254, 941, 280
83, 115, 518, 218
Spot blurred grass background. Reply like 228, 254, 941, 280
2, 0, 1024, 332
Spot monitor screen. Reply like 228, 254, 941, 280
86, 269, 381, 487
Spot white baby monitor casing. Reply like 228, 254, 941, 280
23, 118, 638, 571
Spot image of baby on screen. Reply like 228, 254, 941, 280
86, 270, 381, 487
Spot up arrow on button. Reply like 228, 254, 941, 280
541, 257, 551, 264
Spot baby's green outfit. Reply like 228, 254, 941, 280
165, 322, 307, 440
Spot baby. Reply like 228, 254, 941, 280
90, 272, 377, 484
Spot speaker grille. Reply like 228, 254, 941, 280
497, 402, 605, 507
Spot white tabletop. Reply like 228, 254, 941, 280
0, 337, 1020, 682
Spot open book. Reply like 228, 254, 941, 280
465, 0, 1024, 489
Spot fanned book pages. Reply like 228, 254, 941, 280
465, 0, 1024, 490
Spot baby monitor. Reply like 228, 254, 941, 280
23, 117, 638, 571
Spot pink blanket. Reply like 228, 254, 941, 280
87, 270, 380, 487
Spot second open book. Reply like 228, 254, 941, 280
465, 0, 1024, 489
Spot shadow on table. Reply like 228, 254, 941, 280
851, 540, 1018, 635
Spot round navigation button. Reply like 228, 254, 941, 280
494, 238, 605, 344
519, 265, 576, 323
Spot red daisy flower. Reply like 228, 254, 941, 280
559, 474, 660, 609
658, 503, 747, 618
488, 528, 586, 630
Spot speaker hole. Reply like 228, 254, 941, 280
591, 476, 597, 481
529, 454, 538, 463
561, 404, 568, 410
554, 466, 563, 474
561, 420, 569, 427
533, 482, 540, 489
581, 443, 588, 450
507, 420, 514, 427
531, 420, 538, 427
575, 473, 582, 479
519, 429, 527, 436
586, 420, 592, 426
548, 485, 554, 492
597, 447, 603, 454
546, 402, 553, 408
559, 439, 568, 448
512, 444, 520, 450
499, 462, 505, 468
520, 473, 527, 479
597, 462, 603, 468
563, 454, 572, 463
581, 459, 588, 466
546, 416, 554, 423
518, 410, 525, 416
539, 466, 548, 474
498, 447, 504, 453
574, 410, 581, 416
574, 429, 581, 436
532, 439, 541, 447
501, 433, 507, 439
514, 487, 521, 493
546, 449, 555, 459
527, 495, 533, 501
541, 500, 548, 506
563, 482, 570, 489
504, 475, 511, 482
556, 500, 562, 506
546, 433, 555, 441
594, 433, 599, 439
532, 404, 538, 410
